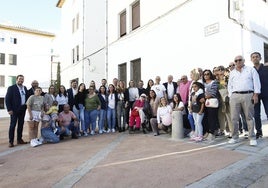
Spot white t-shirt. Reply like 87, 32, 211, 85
151, 84, 166, 98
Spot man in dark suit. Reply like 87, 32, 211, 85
67, 79, 78, 112
27, 80, 46, 97
163, 75, 178, 104
137, 80, 147, 96
5, 75, 29, 147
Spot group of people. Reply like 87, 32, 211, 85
5, 52, 268, 148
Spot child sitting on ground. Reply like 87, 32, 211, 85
45, 101, 59, 133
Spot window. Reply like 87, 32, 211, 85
72, 18, 75, 33
8, 76, 16, 85
9, 54, 17, 65
0, 53, 5, 64
76, 13, 79, 30
130, 58, 141, 85
76, 45, 79, 61
10, 37, 17, 44
0, 37, 4, 42
72, 48, 75, 64
72, 13, 79, 33
0, 98, 4, 109
120, 10, 127, 37
264, 43, 268, 62
118, 63, 127, 83
0, 75, 4, 87
132, 1, 140, 31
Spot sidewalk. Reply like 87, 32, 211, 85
0, 118, 267, 188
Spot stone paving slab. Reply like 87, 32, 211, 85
0, 118, 267, 188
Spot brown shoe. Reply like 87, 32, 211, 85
9, 143, 14, 147
17, 139, 28, 144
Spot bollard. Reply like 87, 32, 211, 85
172, 111, 184, 140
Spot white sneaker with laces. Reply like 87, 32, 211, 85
107, 129, 111, 133
38, 137, 44, 144
250, 139, 257, 146
112, 128, 115, 133
99, 130, 103, 134
30, 138, 42, 147
228, 138, 238, 144
90, 130, 95, 135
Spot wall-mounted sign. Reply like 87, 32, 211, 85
204, 22, 219, 37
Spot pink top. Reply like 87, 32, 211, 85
179, 81, 192, 104
58, 111, 76, 126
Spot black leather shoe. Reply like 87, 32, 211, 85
9, 143, 14, 147
72, 134, 78, 139
256, 131, 263, 139
17, 139, 28, 144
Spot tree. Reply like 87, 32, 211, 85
55, 62, 61, 93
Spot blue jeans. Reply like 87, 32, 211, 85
98, 109, 106, 131
254, 96, 268, 133
107, 107, 116, 129
41, 127, 59, 143
78, 104, 85, 132
84, 109, 99, 131
192, 112, 204, 136
188, 113, 195, 131
58, 122, 79, 136
72, 105, 80, 132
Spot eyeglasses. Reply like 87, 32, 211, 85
251, 56, 259, 59
229, 64, 235, 67
204, 73, 210, 76
234, 59, 243, 62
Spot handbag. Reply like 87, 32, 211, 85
205, 98, 219, 108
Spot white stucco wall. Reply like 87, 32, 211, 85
0, 27, 54, 117
58, 0, 106, 88
107, 0, 268, 83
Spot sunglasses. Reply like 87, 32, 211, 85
229, 64, 235, 67
204, 73, 210, 76
234, 59, 243, 62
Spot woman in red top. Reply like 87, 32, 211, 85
129, 94, 146, 133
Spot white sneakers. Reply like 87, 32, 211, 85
250, 139, 257, 146
83, 132, 88, 137
228, 138, 238, 144
228, 138, 257, 146
30, 138, 43, 147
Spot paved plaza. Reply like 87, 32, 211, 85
0, 117, 268, 188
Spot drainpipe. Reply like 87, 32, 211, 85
82, 0, 85, 83
228, 0, 244, 55
105, 0, 108, 80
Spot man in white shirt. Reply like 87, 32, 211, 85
163, 75, 178, 104
228, 55, 261, 146
151, 76, 167, 99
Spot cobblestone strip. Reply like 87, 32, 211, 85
186, 146, 268, 188
0, 145, 29, 157
52, 134, 126, 188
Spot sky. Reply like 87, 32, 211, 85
0, 0, 61, 33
